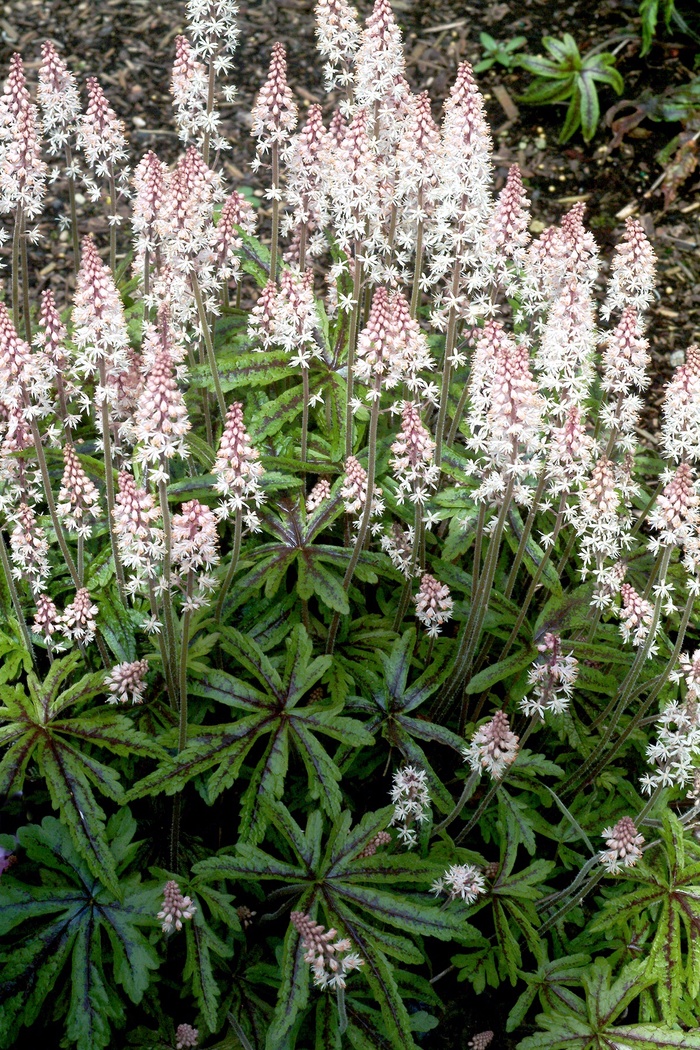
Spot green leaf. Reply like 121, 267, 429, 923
577, 73, 600, 143
0, 814, 160, 1050
465, 648, 536, 694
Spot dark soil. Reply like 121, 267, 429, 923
2, 2, 700, 1046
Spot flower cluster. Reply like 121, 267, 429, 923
158, 880, 196, 934
105, 659, 149, 705
599, 817, 645, 874
413, 573, 453, 637
431, 863, 486, 904
290, 911, 364, 989
522, 633, 579, 717
389, 765, 431, 847
463, 711, 519, 780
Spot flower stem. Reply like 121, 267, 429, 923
158, 476, 179, 697
344, 244, 363, 461
433, 768, 480, 835
214, 507, 242, 623
270, 141, 280, 282
434, 260, 461, 470
97, 360, 127, 604
327, 381, 381, 655
0, 530, 34, 659
192, 272, 227, 423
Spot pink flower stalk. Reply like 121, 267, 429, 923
535, 276, 597, 415
132, 151, 167, 268
171, 499, 220, 598
171, 36, 210, 146
341, 455, 384, 529
648, 462, 700, 550
213, 401, 265, 527
462, 710, 519, 780
9, 502, 50, 592
251, 43, 297, 157
133, 343, 191, 471
175, 1024, 199, 1050
72, 238, 130, 378
427, 62, 493, 294
661, 345, 700, 464
76, 77, 128, 179
158, 879, 196, 934
468, 1033, 494, 1050
306, 478, 331, 513
282, 104, 328, 260
484, 163, 531, 266
392, 92, 441, 261
213, 190, 256, 283
599, 816, 644, 874
248, 280, 279, 348
602, 217, 656, 321
572, 455, 635, 583
466, 321, 544, 503
390, 765, 431, 847
413, 573, 453, 637
0, 71, 46, 222
290, 911, 364, 989
358, 830, 391, 858
325, 107, 383, 261
32, 591, 60, 646
546, 405, 596, 497
354, 287, 434, 397
431, 863, 486, 904
314, 0, 361, 91
522, 632, 579, 717
105, 658, 149, 705
618, 582, 655, 648
57, 444, 101, 536
391, 401, 439, 505
37, 41, 81, 155
112, 470, 164, 580
36, 291, 77, 421
0, 301, 31, 408
61, 587, 98, 645
524, 203, 599, 308
354, 0, 406, 111
598, 307, 650, 450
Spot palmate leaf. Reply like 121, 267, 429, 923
128, 626, 373, 845
517, 958, 700, 1050
195, 802, 483, 1050
0, 653, 163, 893
343, 630, 463, 811
591, 812, 700, 1022
0, 810, 160, 1050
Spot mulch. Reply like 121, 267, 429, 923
2, 0, 700, 439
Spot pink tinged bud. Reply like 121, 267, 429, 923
341, 455, 368, 515
105, 658, 149, 705
113, 470, 164, 575
133, 343, 190, 465
57, 444, 101, 534
413, 573, 453, 637
9, 503, 50, 592
33, 591, 59, 644
171, 499, 220, 575
248, 280, 278, 345
618, 583, 655, 648
599, 816, 644, 873
358, 830, 391, 858
61, 588, 98, 646
468, 1033, 494, 1050
327, 107, 347, 147
649, 462, 700, 546
214, 190, 256, 272
661, 345, 700, 464
77, 77, 127, 171
0, 301, 31, 405
157, 879, 196, 934
175, 1024, 199, 1050
132, 150, 167, 250
463, 710, 519, 780
306, 478, 331, 512
38, 288, 68, 371
603, 217, 656, 319
73, 237, 130, 374
291, 910, 364, 989
213, 401, 265, 518
523, 632, 579, 716
251, 43, 298, 149
486, 163, 530, 257
171, 35, 209, 143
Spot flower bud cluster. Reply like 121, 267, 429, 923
522, 633, 579, 717
290, 911, 364, 989
599, 816, 644, 874
158, 880, 196, 934
389, 765, 431, 847
462, 710, 519, 780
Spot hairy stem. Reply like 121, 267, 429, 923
97, 360, 127, 604
192, 272, 227, 423
214, 507, 242, 623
